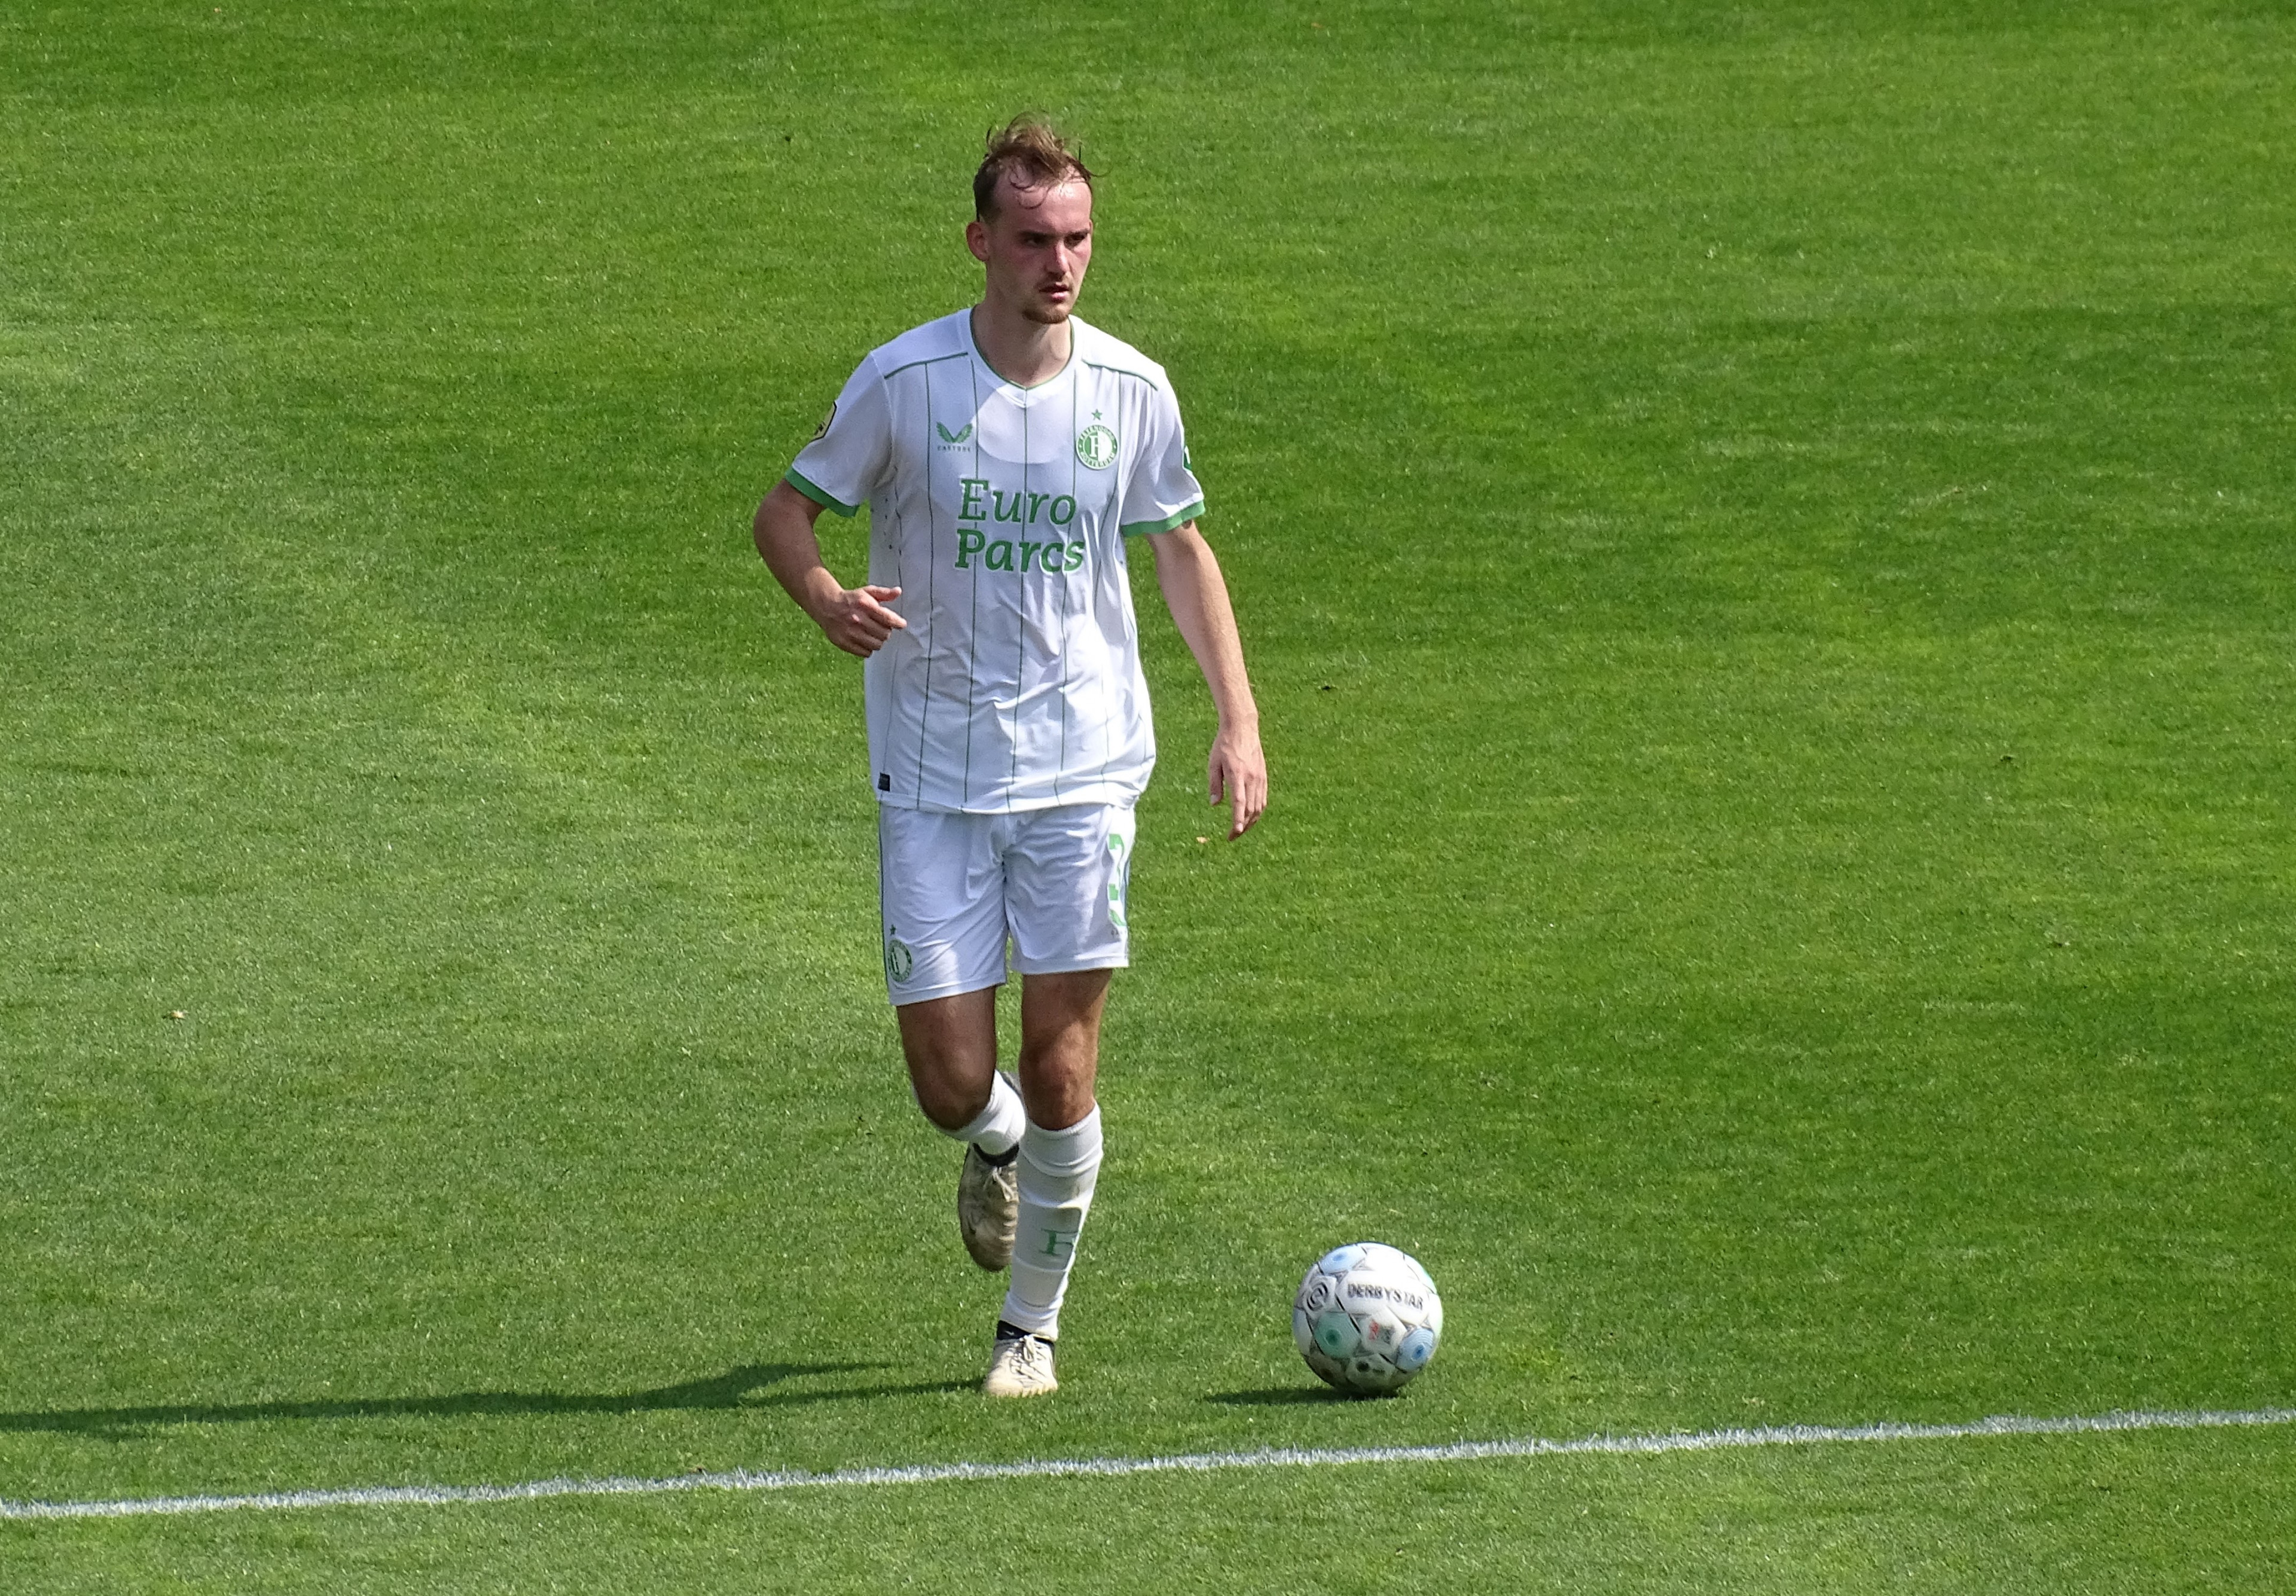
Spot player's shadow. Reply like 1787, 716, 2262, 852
0, 1362, 976, 1439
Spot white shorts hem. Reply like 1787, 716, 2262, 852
889, 974, 1006, 1008
1008, 954, 1131, 978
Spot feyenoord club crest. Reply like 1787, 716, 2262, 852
1074, 423, 1118, 470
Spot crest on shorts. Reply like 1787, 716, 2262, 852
1075, 423, 1118, 471
885, 938, 914, 983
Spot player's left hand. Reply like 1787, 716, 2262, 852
1208, 722, 1268, 840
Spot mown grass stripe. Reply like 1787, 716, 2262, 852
7, 1406, 2290, 1522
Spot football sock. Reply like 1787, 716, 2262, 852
942, 1069, 1024, 1159
1001, 1107, 1102, 1339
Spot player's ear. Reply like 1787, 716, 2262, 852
964, 218, 991, 264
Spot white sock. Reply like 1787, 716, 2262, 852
1001, 1107, 1103, 1339
940, 1070, 1024, 1157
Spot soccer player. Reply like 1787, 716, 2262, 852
753, 115, 1267, 1397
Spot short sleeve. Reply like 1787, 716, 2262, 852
1117, 376, 1206, 536
785, 359, 891, 517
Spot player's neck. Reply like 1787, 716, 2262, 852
969, 301, 1072, 389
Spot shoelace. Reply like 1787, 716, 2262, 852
1000, 1336, 1054, 1382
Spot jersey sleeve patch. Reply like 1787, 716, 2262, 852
787, 356, 893, 515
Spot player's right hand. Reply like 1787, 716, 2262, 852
814, 584, 906, 657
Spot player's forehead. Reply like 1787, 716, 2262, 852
991, 175, 1092, 233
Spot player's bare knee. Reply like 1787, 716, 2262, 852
1014, 1049, 1096, 1130
908, 1066, 992, 1133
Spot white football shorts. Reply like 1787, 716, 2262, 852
877, 802, 1135, 1005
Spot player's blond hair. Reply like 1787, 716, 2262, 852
973, 114, 1094, 219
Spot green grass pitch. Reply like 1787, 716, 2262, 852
4, 0, 2294, 1588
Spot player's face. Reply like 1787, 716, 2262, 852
967, 177, 1094, 325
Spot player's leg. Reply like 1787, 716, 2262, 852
1013, 968, 1104, 1130
1002, 967, 1109, 1335
896, 988, 1025, 1270
879, 808, 1025, 1267
894, 988, 1003, 1132
985, 804, 1131, 1395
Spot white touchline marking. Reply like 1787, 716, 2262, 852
3, 1406, 2291, 1522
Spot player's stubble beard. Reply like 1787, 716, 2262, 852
1023, 287, 1074, 326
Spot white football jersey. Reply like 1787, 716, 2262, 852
786, 310, 1205, 813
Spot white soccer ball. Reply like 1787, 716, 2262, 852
1293, 1242, 1443, 1394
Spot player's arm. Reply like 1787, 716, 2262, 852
753, 478, 905, 658
1146, 522, 1268, 840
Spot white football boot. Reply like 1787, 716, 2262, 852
957, 1145, 1019, 1271
982, 1325, 1058, 1397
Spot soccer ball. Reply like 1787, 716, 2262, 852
1293, 1242, 1443, 1394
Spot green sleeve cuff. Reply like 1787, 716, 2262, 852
786, 468, 859, 517
1120, 500, 1205, 538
